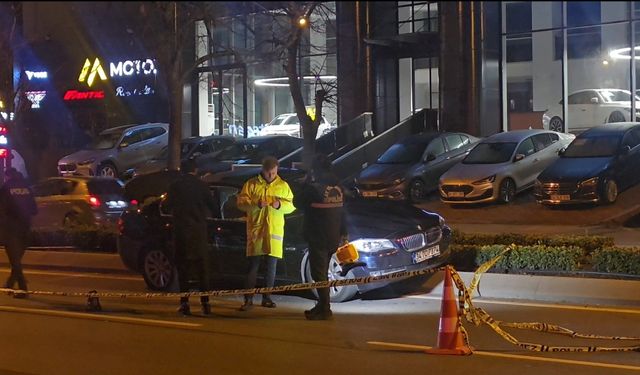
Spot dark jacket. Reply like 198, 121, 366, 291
164, 173, 219, 260
0, 176, 38, 230
293, 171, 346, 251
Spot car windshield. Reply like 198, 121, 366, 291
377, 143, 427, 164
214, 141, 262, 161
90, 133, 121, 150
463, 142, 517, 164
563, 135, 621, 158
599, 90, 640, 102
88, 180, 124, 195
266, 115, 290, 126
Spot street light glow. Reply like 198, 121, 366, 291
298, 17, 307, 27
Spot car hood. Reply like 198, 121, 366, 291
344, 199, 442, 239
59, 149, 110, 164
357, 163, 413, 185
538, 157, 614, 182
440, 162, 509, 183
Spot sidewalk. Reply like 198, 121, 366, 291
0, 248, 132, 275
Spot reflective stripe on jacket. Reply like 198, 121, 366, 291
236, 174, 295, 258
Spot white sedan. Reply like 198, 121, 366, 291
259, 113, 335, 139
542, 89, 640, 133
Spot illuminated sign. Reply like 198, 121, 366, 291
25, 70, 48, 80
115, 84, 155, 97
110, 58, 157, 77
0, 112, 14, 121
25, 91, 46, 109
78, 58, 107, 87
63, 90, 105, 101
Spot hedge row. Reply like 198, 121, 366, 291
592, 247, 640, 275
450, 244, 585, 272
450, 231, 614, 254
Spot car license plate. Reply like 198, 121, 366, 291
361, 191, 377, 197
550, 194, 570, 201
412, 245, 440, 264
447, 191, 465, 198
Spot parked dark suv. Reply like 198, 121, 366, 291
535, 122, 640, 205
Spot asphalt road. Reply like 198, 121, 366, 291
0, 268, 639, 375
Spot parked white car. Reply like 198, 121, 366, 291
542, 89, 640, 133
439, 129, 575, 205
259, 113, 335, 139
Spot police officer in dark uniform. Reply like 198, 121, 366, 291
293, 154, 346, 320
164, 159, 219, 316
0, 168, 37, 298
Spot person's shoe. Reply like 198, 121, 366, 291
305, 305, 332, 320
201, 302, 212, 315
239, 299, 254, 312
261, 296, 276, 308
12, 292, 28, 299
177, 302, 191, 316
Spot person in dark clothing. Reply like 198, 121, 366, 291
164, 158, 220, 316
293, 154, 347, 320
0, 168, 38, 298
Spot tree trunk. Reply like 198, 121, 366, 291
167, 82, 183, 171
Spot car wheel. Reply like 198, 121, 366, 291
608, 111, 626, 123
302, 252, 358, 303
549, 117, 564, 132
408, 179, 426, 203
63, 212, 81, 229
601, 179, 618, 205
141, 248, 177, 291
498, 178, 516, 204
98, 162, 118, 178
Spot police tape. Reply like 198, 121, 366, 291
448, 245, 640, 353
0, 265, 447, 299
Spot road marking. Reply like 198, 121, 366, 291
0, 305, 202, 329
0, 268, 141, 281
406, 295, 640, 315
367, 341, 640, 372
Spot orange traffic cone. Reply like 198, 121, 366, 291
424, 266, 472, 356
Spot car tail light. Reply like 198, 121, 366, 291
88, 196, 101, 207
117, 218, 125, 234
130, 199, 138, 207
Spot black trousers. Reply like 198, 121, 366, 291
5, 228, 29, 291
244, 255, 277, 300
177, 257, 210, 304
308, 244, 333, 310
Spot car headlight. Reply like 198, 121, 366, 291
579, 177, 599, 188
393, 178, 405, 185
78, 158, 96, 166
350, 239, 396, 253
472, 175, 496, 185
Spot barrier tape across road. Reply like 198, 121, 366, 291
2, 245, 639, 353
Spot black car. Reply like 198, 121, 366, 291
124, 135, 236, 179
117, 168, 451, 302
195, 136, 303, 176
354, 132, 479, 202
535, 122, 640, 205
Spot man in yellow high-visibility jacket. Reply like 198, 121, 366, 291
237, 156, 295, 311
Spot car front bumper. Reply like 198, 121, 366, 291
534, 182, 600, 205
355, 182, 407, 200
58, 163, 96, 177
348, 227, 452, 293
439, 181, 497, 204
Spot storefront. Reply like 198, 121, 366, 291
504, 2, 640, 133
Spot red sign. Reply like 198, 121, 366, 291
0, 148, 8, 158
63, 90, 105, 100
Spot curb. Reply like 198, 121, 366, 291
423, 271, 640, 307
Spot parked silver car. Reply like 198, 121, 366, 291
439, 129, 574, 204
58, 123, 169, 178
31, 177, 128, 231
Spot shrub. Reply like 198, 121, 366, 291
592, 247, 640, 275
450, 230, 613, 254
450, 244, 584, 272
